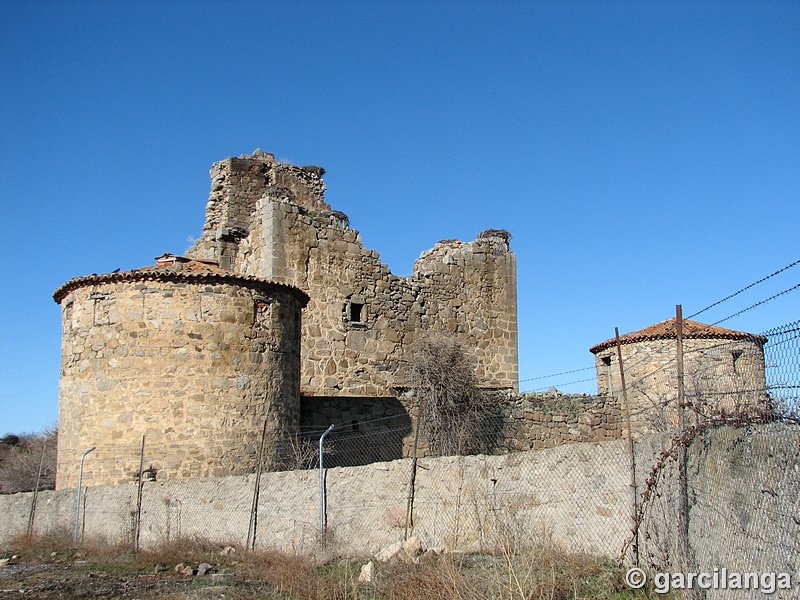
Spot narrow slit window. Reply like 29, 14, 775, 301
253, 295, 274, 330
731, 350, 743, 373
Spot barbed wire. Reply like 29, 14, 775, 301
687, 258, 800, 319
578, 271, 796, 398
522, 376, 596, 393
539, 270, 800, 403
58, 319, 795, 463
709, 282, 800, 328
603, 294, 799, 398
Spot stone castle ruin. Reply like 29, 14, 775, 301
53, 151, 770, 489
184, 150, 518, 396
53, 151, 518, 488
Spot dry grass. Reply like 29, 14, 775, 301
2, 531, 671, 599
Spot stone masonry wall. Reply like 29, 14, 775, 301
196, 152, 329, 271
54, 273, 307, 488
499, 392, 623, 450
299, 391, 625, 468
187, 153, 518, 398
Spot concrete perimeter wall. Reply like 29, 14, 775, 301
2, 424, 798, 592
0, 439, 637, 558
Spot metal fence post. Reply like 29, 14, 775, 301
614, 327, 639, 566
318, 425, 334, 537
246, 420, 269, 551
133, 435, 146, 552
73, 446, 96, 544
675, 305, 700, 600
405, 401, 422, 540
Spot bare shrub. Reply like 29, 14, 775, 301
7, 528, 75, 559
491, 540, 624, 600
383, 556, 484, 600
407, 332, 498, 456
241, 550, 325, 597
267, 433, 322, 471
135, 536, 234, 568
0, 426, 57, 494
768, 393, 800, 424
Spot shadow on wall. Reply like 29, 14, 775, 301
300, 396, 413, 467
299, 395, 509, 467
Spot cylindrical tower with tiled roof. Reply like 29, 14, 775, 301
53, 254, 309, 489
590, 318, 768, 435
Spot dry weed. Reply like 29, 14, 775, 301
382, 556, 484, 600
3, 533, 660, 600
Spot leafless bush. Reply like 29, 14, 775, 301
407, 332, 497, 456
382, 556, 485, 599
769, 393, 800, 424
0, 426, 57, 494
266, 433, 320, 471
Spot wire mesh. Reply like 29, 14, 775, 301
763, 320, 800, 414
17, 318, 799, 593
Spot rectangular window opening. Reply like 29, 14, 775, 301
347, 302, 364, 323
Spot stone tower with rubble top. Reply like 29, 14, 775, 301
187, 151, 519, 398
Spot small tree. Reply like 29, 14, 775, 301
0, 427, 57, 494
407, 332, 494, 456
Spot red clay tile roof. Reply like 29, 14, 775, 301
590, 317, 766, 354
53, 254, 309, 305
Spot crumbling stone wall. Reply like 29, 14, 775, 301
500, 392, 623, 450
195, 151, 329, 271
53, 267, 308, 489
188, 152, 518, 398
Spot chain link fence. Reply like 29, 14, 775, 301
59, 421, 636, 559
6, 318, 798, 600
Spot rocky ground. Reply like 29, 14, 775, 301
0, 560, 278, 599
0, 535, 647, 600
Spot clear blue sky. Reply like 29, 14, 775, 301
1, 1, 798, 434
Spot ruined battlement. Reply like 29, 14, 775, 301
188, 151, 519, 396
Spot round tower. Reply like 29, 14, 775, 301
53, 254, 309, 489
590, 318, 768, 435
